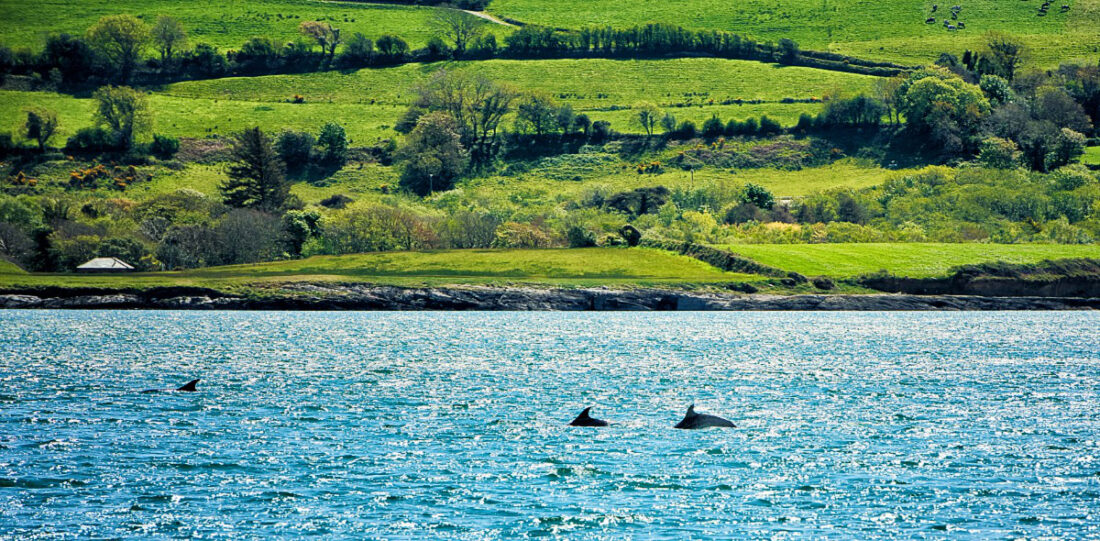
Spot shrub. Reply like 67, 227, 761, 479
566, 225, 597, 248
619, 224, 641, 246
978, 136, 1020, 169
150, 134, 179, 158
493, 221, 556, 248
276, 130, 315, 169
590, 120, 612, 142
740, 183, 776, 209
702, 115, 725, 138
317, 122, 348, 164
66, 127, 118, 152
320, 193, 354, 209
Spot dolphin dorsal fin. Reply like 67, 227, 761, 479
177, 379, 200, 392
686, 404, 696, 415
579, 407, 592, 418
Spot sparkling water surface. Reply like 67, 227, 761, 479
1, 310, 1098, 539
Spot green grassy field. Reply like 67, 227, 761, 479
0, 259, 24, 274
0, 58, 871, 144
1084, 146, 1100, 166
0, 247, 763, 289
164, 58, 874, 108
490, 0, 1100, 67
0, 0, 510, 51
721, 243, 1100, 278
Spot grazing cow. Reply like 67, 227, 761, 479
926, 17, 936, 23
957, 21, 966, 28
932, 4, 939, 12
947, 24, 957, 30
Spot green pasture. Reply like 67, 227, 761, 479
0, 247, 763, 289
1083, 145, 1100, 166
490, 0, 1099, 67
0, 0, 509, 51
163, 58, 874, 109
721, 242, 1100, 278
0, 90, 402, 144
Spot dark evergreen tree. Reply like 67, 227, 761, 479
220, 127, 289, 212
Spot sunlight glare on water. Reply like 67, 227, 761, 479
0, 310, 1098, 539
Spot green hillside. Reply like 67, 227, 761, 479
0, 0, 511, 50
491, 0, 1100, 67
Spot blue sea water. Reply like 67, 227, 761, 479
0, 310, 1098, 539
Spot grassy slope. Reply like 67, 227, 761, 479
1083, 146, 1100, 166
0, 0, 510, 50
0, 247, 763, 289
722, 243, 1100, 278
491, 0, 1100, 67
0, 259, 24, 274
0, 58, 872, 143
164, 58, 874, 108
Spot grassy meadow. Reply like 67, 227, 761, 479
1084, 146, 1100, 166
0, 0, 511, 51
720, 243, 1100, 278
0, 247, 763, 289
490, 0, 1100, 67
0, 57, 872, 145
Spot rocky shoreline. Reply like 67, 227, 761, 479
1, 284, 1098, 311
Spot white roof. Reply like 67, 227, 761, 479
76, 257, 135, 270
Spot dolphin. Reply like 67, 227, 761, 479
674, 404, 735, 429
569, 407, 609, 427
141, 379, 200, 394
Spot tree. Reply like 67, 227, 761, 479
635, 101, 660, 136
740, 183, 775, 210
429, 8, 482, 56
895, 67, 990, 151
515, 92, 558, 136
151, 15, 187, 64
338, 33, 373, 67
41, 34, 95, 87
978, 136, 1021, 169
777, 38, 799, 64
317, 122, 348, 164
376, 35, 409, 62
22, 108, 59, 151
397, 112, 469, 196
92, 85, 151, 150
409, 70, 516, 162
983, 32, 1027, 81
660, 112, 677, 134
299, 21, 341, 65
86, 15, 150, 82
220, 127, 289, 211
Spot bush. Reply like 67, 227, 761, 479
493, 221, 557, 248
317, 122, 348, 164
566, 225, 597, 248
702, 115, 725, 138
978, 136, 1020, 169
619, 224, 641, 246
65, 127, 118, 152
276, 130, 315, 170
150, 134, 180, 159
740, 183, 776, 209
590, 120, 612, 142
319, 193, 354, 209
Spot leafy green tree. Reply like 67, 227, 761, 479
978, 136, 1021, 169
299, 21, 341, 64
92, 85, 151, 150
376, 35, 409, 62
516, 92, 558, 136
338, 33, 373, 67
151, 15, 187, 64
740, 183, 775, 210
86, 15, 150, 82
397, 112, 469, 196
317, 122, 348, 164
22, 108, 59, 151
983, 32, 1027, 81
283, 209, 322, 256
429, 7, 481, 56
220, 127, 289, 211
660, 112, 677, 134
895, 67, 990, 151
634, 101, 660, 136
